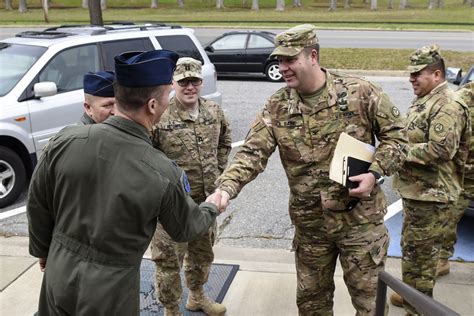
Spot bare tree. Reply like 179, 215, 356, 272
370, 0, 377, 9
276, 0, 284, 10
344, 0, 350, 8
216, 0, 224, 8
329, 0, 337, 11
177, 0, 184, 6
82, 0, 88, 8
251, 0, 259, 10
88, 0, 103, 25
42, 0, 49, 22
293, 0, 302, 6
101, 0, 107, 10
242, 0, 247, 5
151, 0, 158, 8
399, 0, 407, 9
18, 0, 27, 12
5, 0, 13, 10
428, 0, 443, 8
387, 0, 393, 8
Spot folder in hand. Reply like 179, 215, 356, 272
329, 132, 375, 187
343, 156, 372, 189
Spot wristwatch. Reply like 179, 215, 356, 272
369, 171, 385, 186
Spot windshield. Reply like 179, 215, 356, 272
0, 43, 47, 96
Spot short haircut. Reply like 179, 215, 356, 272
114, 83, 166, 112
84, 93, 101, 104
424, 59, 446, 78
302, 44, 320, 62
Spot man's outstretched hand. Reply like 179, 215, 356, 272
206, 189, 230, 213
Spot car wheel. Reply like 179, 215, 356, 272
265, 61, 282, 82
0, 146, 26, 208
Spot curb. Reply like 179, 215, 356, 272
329, 69, 407, 77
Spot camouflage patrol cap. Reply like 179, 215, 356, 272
173, 57, 203, 81
407, 44, 443, 73
270, 24, 318, 58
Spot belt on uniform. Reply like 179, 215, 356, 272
52, 232, 142, 267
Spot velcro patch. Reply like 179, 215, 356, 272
180, 172, 191, 194
434, 123, 444, 133
391, 106, 400, 118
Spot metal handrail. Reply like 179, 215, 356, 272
375, 271, 459, 316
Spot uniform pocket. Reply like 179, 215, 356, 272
320, 184, 350, 212
274, 113, 313, 161
369, 226, 389, 266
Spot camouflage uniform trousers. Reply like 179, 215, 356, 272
151, 220, 217, 307
440, 194, 469, 260
400, 199, 451, 315
294, 219, 389, 316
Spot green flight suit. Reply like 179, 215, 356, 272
216, 69, 408, 315
79, 112, 95, 125
27, 116, 218, 316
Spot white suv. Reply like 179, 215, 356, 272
0, 23, 222, 208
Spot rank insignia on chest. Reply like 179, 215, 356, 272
337, 92, 348, 111
416, 104, 426, 112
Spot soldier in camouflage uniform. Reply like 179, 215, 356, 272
209, 24, 408, 315
150, 57, 231, 316
80, 71, 115, 124
391, 45, 471, 314
438, 81, 474, 276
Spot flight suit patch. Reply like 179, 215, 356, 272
180, 172, 191, 194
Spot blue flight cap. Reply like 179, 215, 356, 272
83, 71, 115, 97
114, 50, 179, 87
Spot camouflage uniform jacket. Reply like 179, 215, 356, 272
217, 70, 407, 230
456, 82, 474, 198
152, 97, 232, 201
394, 81, 471, 202
79, 112, 95, 125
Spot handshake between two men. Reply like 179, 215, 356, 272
205, 189, 231, 213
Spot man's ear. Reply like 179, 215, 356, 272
147, 97, 157, 115
84, 102, 92, 115
311, 49, 319, 65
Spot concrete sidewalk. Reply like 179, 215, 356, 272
1, 236, 473, 315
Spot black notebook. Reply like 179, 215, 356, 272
344, 156, 372, 189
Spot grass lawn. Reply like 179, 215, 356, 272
322, 48, 473, 73
1, 0, 472, 70
1, 0, 473, 30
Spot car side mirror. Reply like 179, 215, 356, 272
446, 67, 462, 85
205, 45, 214, 53
34, 82, 58, 98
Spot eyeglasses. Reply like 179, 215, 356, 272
177, 78, 202, 87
